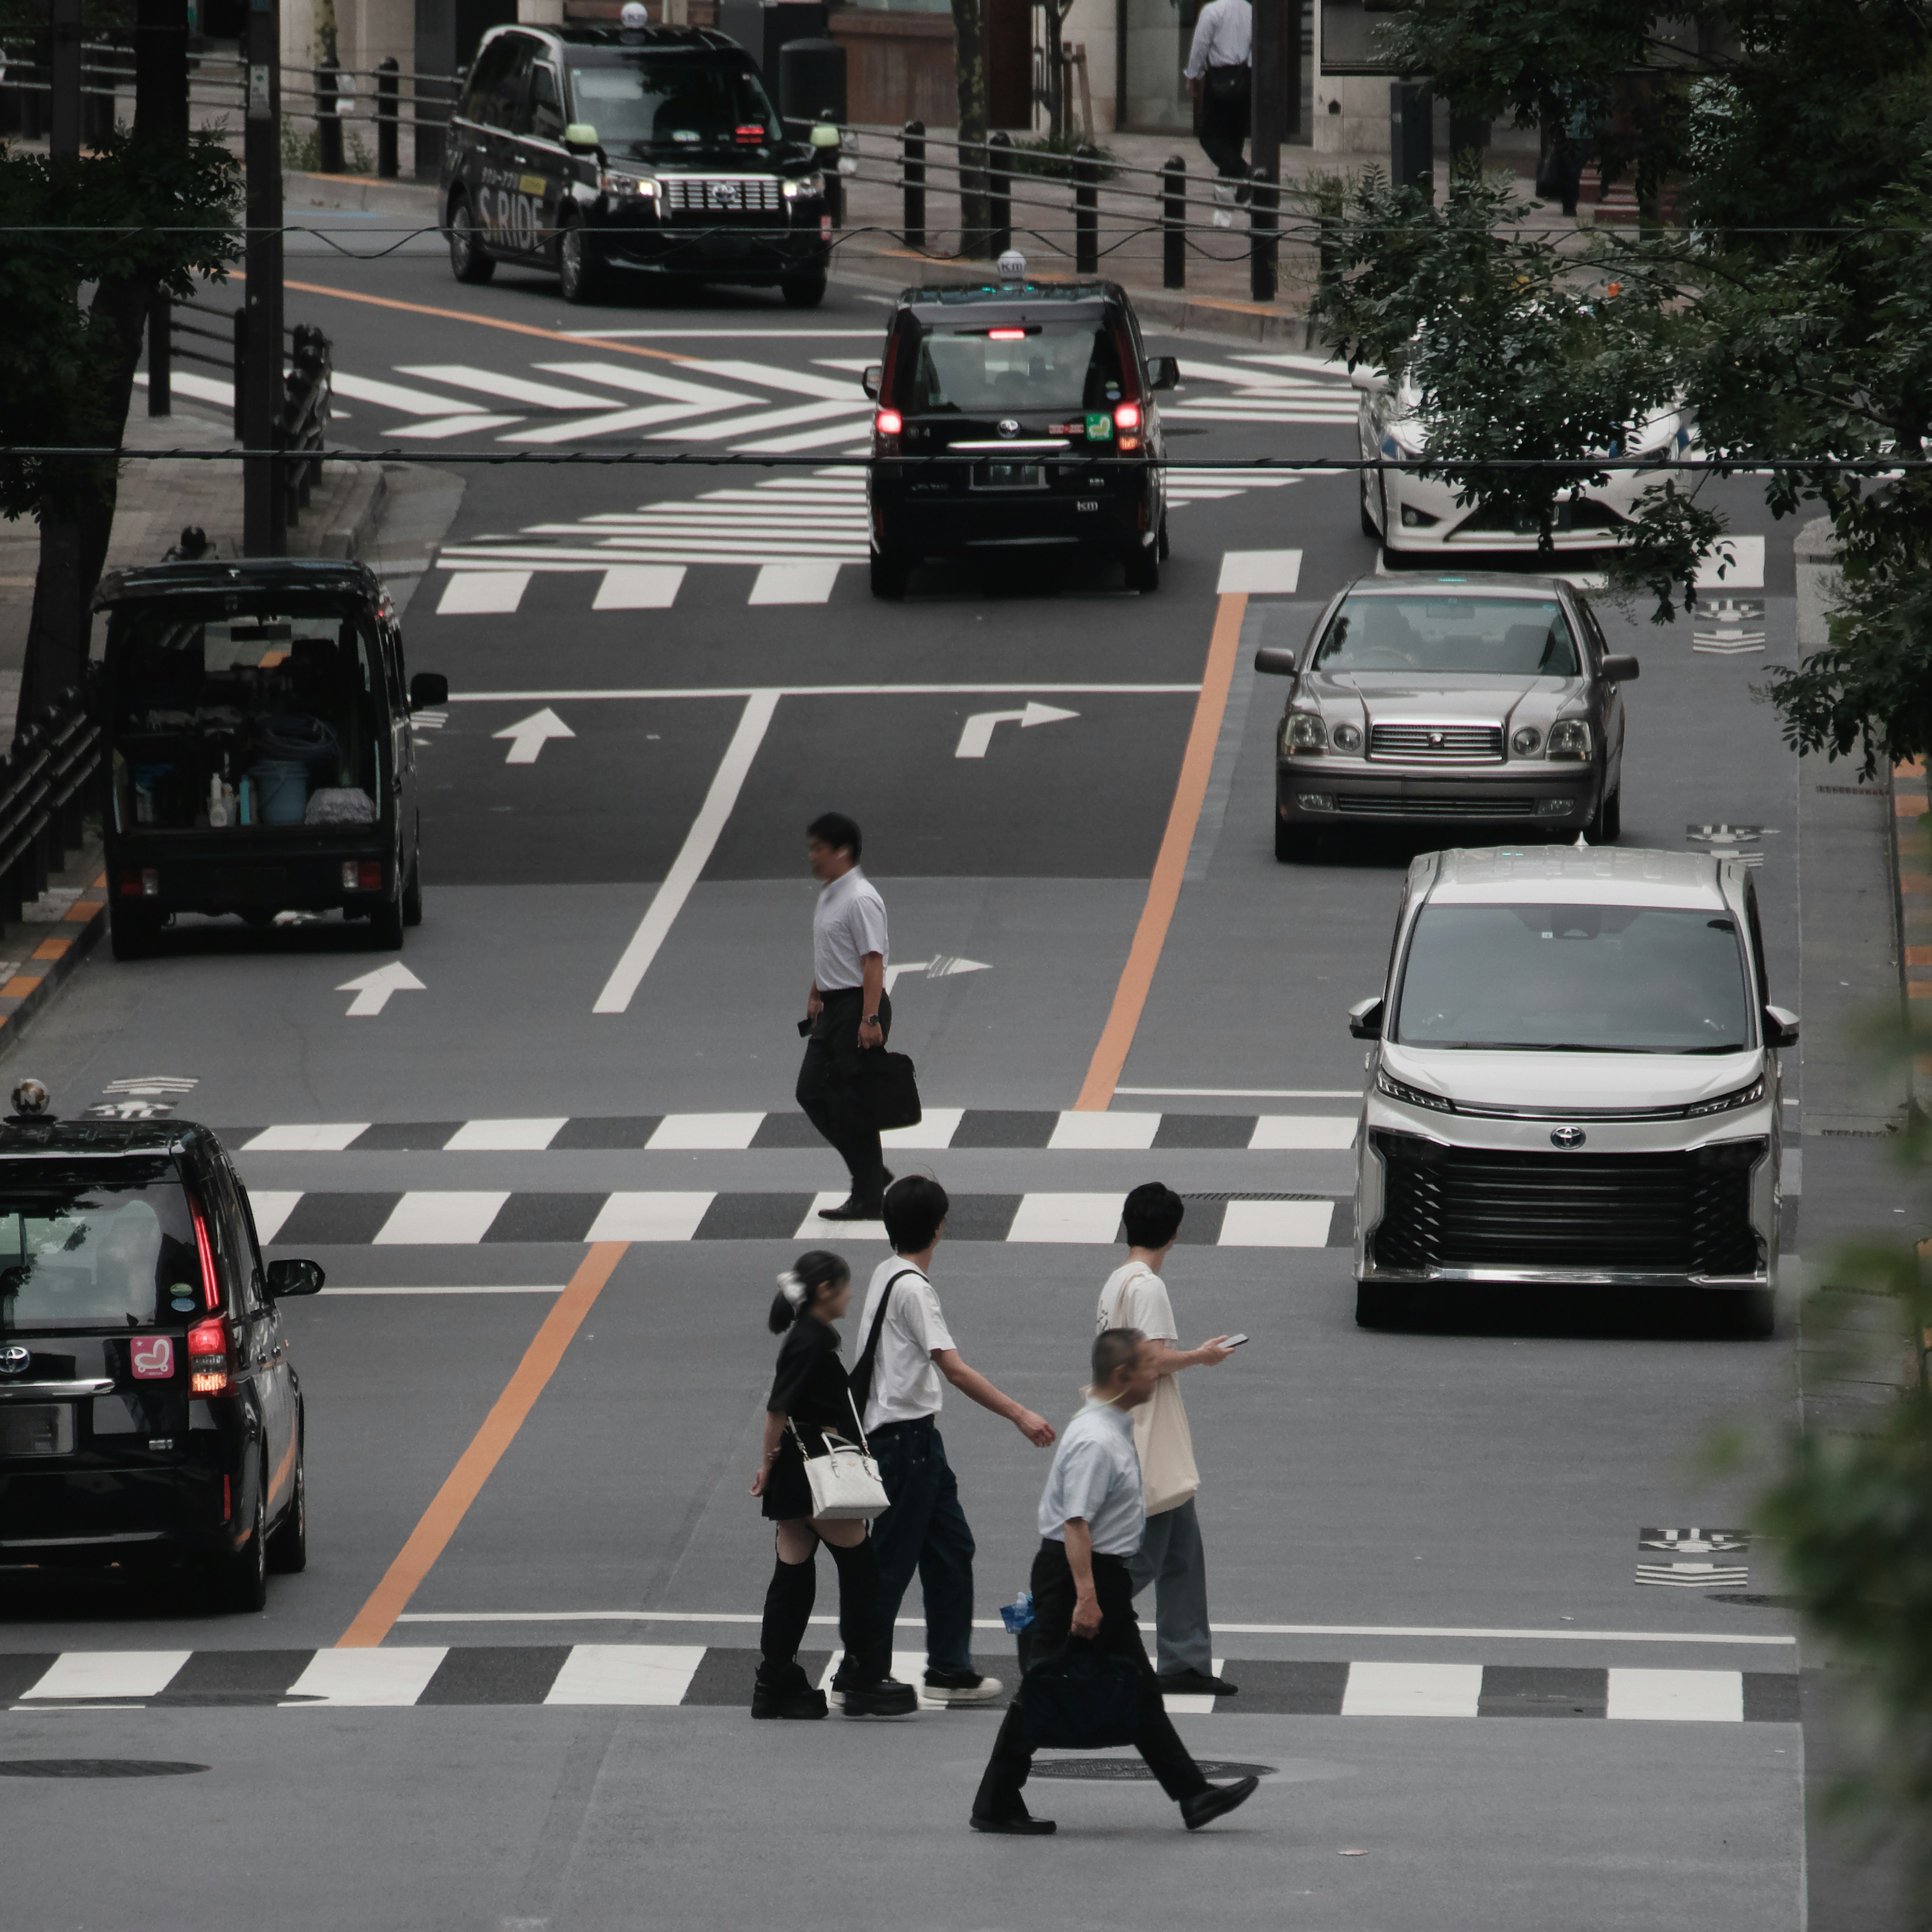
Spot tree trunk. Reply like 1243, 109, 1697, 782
951, 0, 991, 257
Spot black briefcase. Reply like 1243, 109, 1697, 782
1016, 1644, 1144, 1750
859, 1050, 922, 1132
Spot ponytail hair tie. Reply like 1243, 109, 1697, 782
776, 1269, 807, 1311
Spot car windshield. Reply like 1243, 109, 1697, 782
0, 1177, 201, 1332
903, 321, 1127, 416
1393, 903, 1753, 1052
570, 58, 777, 150
1313, 596, 1580, 677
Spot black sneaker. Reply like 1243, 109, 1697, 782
842, 1675, 919, 1717
924, 1668, 1004, 1703
818, 1196, 883, 1222
1156, 1668, 1239, 1697
1181, 1776, 1259, 1831
970, 1810, 1057, 1834
751, 1663, 828, 1721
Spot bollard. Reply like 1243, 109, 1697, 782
147, 289, 172, 417
1248, 164, 1277, 303
988, 130, 1012, 258
1161, 154, 1185, 290
811, 115, 842, 228
377, 57, 398, 178
903, 119, 925, 253
316, 55, 342, 173
1074, 142, 1099, 275
231, 307, 247, 445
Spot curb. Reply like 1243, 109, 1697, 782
287, 170, 440, 219
0, 872, 108, 1053
314, 462, 389, 561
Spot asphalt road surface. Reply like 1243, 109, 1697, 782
7, 246, 1816, 1932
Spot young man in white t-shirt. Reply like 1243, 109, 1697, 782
1095, 1181, 1236, 1696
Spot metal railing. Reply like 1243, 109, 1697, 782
0, 689, 103, 928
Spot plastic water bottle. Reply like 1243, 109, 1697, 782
1000, 1589, 1034, 1635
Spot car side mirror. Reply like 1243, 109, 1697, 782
410, 672, 449, 711
564, 122, 599, 149
1149, 356, 1181, 392
1599, 654, 1640, 682
1764, 1004, 1800, 1049
1253, 646, 1298, 676
861, 364, 881, 400
1349, 996, 1384, 1040
1348, 367, 1389, 394
266, 1257, 325, 1298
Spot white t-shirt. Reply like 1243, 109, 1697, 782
856, 1257, 956, 1431
813, 866, 889, 992
1097, 1260, 1199, 1514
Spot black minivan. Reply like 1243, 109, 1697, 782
93, 558, 446, 959
0, 1097, 324, 1611
442, 24, 831, 307
862, 276, 1179, 597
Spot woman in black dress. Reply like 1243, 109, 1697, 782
751, 1250, 919, 1719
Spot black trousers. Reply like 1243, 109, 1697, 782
795, 986, 892, 1205
974, 1540, 1211, 1819
1198, 64, 1250, 181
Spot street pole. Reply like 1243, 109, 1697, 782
49, 0, 82, 158
243, 0, 286, 556
1249, 0, 1281, 301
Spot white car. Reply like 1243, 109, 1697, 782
1353, 369, 1697, 554
1349, 844, 1795, 1334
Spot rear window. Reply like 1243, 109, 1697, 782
0, 1170, 203, 1333
569, 57, 777, 151
900, 320, 1128, 416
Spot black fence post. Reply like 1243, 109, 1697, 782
231, 306, 247, 445
988, 130, 1012, 256
316, 55, 342, 173
1162, 154, 1185, 290
903, 119, 925, 253
147, 288, 172, 416
1074, 142, 1099, 274
377, 58, 399, 179
1248, 164, 1278, 303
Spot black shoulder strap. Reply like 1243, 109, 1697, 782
848, 1266, 920, 1418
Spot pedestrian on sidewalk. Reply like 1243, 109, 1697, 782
1098, 1182, 1238, 1699
1185, 0, 1253, 206
797, 812, 893, 1223
841, 1175, 1058, 1708
751, 1249, 919, 1719
970, 1328, 1259, 1834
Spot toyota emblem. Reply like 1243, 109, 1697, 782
1550, 1125, 1586, 1149
998, 419, 1020, 438
0, 1344, 29, 1377
1427, 730, 1445, 747
710, 181, 741, 208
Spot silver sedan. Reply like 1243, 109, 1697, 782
1256, 575, 1640, 857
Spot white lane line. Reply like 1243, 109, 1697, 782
438, 571, 530, 615
1218, 549, 1304, 595
881, 1107, 965, 1151
749, 561, 842, 604
243, 1123, 370, 1153
1005, 1194, 1121, 1243
658, 398, 872, 442
1341, 1661, 1483, 1717
1606, 1668, 1744, 1721
443, 1118, 568, 1152
585, 1192, 715, 1241
284, 1648, 447, 1706
794, 1194, 887, 1243
593, 690, 781, 1014
1248, 1115, 1358, 1150
248, 1191, 303, 1242
683, 359, 864, 400
735, 418, 882, 454
593, 566, 686, 610
533, 361, 760, 408
1119, 1086, 1359, 1098
373, 1191, 511, 1245
1219, 1200, 1334, 1247
332, 372, 488, 415
500, 405, 737, 445
544, 1644, 706, 1706
324, 1284, 566, 1296
386, 414, 522, 440
21, 1652, 192, 1699
1047, 1111, 1160, 1150
646, 1112, 765, 1150
396, 364, 616, 410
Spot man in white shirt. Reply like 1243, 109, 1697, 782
797, 812, 893, 1220
844, 1176, 1057, 1706
1098, 1182, 1236, 1697
970, 1327, 1257, 1834
1184, 0, 1253, 194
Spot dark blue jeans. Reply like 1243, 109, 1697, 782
857, 1417, 976, 1679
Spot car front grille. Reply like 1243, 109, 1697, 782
1335, 795, 1536, 817
1368, 1130, 1765, 1275
658, 176, 784, 214
1369, 724, 1503, 762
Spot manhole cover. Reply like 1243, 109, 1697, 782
0, 1759, 209, 1779
1029, 1758, 1275, 1782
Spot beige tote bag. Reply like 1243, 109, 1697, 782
1098, 1266, 1199, 1515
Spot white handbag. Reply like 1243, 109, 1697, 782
792, 1389, 891, 1521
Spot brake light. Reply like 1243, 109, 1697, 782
359, 859, 383, 890
187, 1316, 231, 1396
874, 408, 903, 447
191, 1196, 220, 1310
735, 123, 765, 142
222, 1474, 230, 1520
988, 328, 1026, 340
1114, 402, 1141, 431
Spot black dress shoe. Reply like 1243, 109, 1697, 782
1181, 1776, 1259, 1831
1157, 1668, 1239, 1696
818, 1196, 883, 1222
970, 1812, 1057, 1835
842, 1676, 919, 1716
751, 1661, 828, 1720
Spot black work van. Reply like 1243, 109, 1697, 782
441, 24, 830, 307
92, 558, 447, 959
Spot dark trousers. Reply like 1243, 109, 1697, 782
795, 986, 892, 1206
853, 1416, 975, 1679
1198, 64, 1250, 180
975, 1540, 1211, 1819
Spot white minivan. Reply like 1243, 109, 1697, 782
1350, 844, 1796, 1335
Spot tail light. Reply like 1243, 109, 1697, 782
222, 1473, 231, 1521
342, 859, 383, 890
187, 1316, 232, 1395
1115, 400, 1142, 453
873, 408, 903, 452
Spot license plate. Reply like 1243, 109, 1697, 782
0, 1404, 73, 1457
974, 463, 1043, 490
1514, 503, 1575, 533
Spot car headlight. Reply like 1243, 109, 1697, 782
1283, 710, 1329, 755
600, 171, 657, 198
783, 173, 825, 199
1376, 1067, 1455, 1112
1682, 1076, 1765, 1117
1331, 722, 1362, 752
1547, 717, 1592, 761
1511, 726, 1542, 755
1383, 418, 1429, 458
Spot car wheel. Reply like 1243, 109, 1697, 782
267, 1437, 307, 1574
1599, 787, 1622, 842
447, 197, 495, 285
870, 548, 911, 600
558, 215, 603, 304
402, 839, 424, 928
369, 876, 406, 950
1359, 469, 1381, 538
1124, 544, 1160, 592
217, 1469, 269, 1613
1274, 818, 1313, 862
109, 900, 158, 960
1726, 1289, 1775, 1340
1354, 1281, 1413, 1329
781, 270, 828, 310
1157, 514, 1171, 561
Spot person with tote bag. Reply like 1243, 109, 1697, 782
750, 1250, 919, 1719
1096, 1183, 1237, 1697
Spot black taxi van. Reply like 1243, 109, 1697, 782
442, 24, 831, 307
861, 272, 1180, 598
0, 1087, 325, 1611
93, 557, 446, 959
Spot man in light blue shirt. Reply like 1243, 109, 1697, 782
970, 1330, 1259, 1835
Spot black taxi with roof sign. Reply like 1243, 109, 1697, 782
860, 267, 1180, 597
0, 1086, 325, 1611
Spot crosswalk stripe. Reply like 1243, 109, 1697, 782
584, 1192, 716, 1241
396, 364, 616, 410
500, 403, 732, 446
1047, 1110, 1160, 1150
736, 417, 883, 454
284, 1648, 448, 1706
244, 1123, 373, 1153
750, 561, 843, 604
22, 1651, 192, 1699
532, 361, 759, 408
660, 398, 872, 442
333, 372, 491, 415
1606, 1668, 1745, 1722
1249, 1116, 1357, 1150
438, 571, 530, 614
443, 1119, 569, 1152
647, 1112, 765, 1150
247, 1190, 303, 1242
544, 1645, 706, 1706
375, 1192, 511, 1245
1342, 1661, 1484, 1717
685, 359, 863, 401
1221, 1200, 1334, 1246
592, 566, 685, 610
386, 414, 523, 439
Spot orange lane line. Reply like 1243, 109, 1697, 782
1074, 589, 1247, 1111
336, 1240, 630, 1648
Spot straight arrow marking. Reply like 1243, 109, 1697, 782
954, 701, 1080, 759
494, 707, 576, 764
337, 962, 427, 1018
